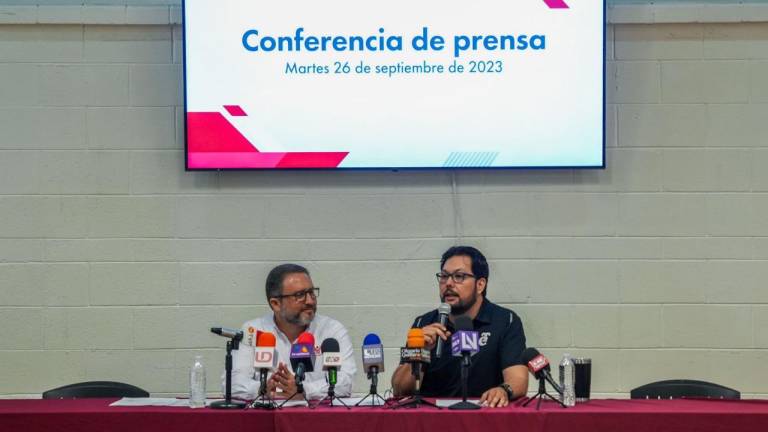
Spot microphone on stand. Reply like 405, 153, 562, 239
356, 333, 387, 407
392, 328, 439, 409
434, 303, 451, 358
318, 338, 348, 408
211, 327, 244, 341
290, 332, 316, 380
209, 326, 246, 409
523, 348, 562, 394
521, 347, 566, 410
448, 316, 481, 410
280, 331, 315, 408
253, 332, 277, 400
321, 338, 342, 388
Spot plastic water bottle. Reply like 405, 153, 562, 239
189, 355, 206, 408
559, 353, 576, 407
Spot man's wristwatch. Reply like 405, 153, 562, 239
499, 383, 514, 400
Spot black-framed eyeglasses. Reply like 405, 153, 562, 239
273, 287, 320, 302
436, 272, 476, 284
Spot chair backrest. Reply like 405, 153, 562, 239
630, 379, 740, 400
42, 381, 149, 399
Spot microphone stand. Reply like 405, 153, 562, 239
250, 369, 277, 410
449, 352, 481, 410
355, 367, 387, 407
279, 370, 311, 408
391, 363, 440, 409
210, 338, 246, 409
523, 376, 566, 410
314, 370, 350, 409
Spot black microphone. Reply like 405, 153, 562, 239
435, 303, 451, 358
321, 338, 342, 388
521, 347, 562, 395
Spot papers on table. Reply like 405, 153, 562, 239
338, 397, 386, 407
109, 397, 384, 408
276, 399, 309, 408
435, 399, 482, 408
109, 398, 224, 407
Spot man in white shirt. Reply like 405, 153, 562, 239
230, 263, 357, 400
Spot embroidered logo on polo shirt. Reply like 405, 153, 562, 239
479, 332, 491, 346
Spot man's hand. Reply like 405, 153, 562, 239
268, 362, 300, 399
420, 323, 451, 350
479, 386, 509, 408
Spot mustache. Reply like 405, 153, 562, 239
441, 291, 459, 298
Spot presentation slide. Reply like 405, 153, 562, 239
183, 0, 604, 169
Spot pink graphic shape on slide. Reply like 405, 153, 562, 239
223, 105, 248, 116
275, 152, 349, 168
188, 152, 349, 169
543, 0, 568, 8
187, 112, 258, 153
186, 111, 349, 168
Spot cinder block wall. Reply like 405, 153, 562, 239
1, 3, 768, 398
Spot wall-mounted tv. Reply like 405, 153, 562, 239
183, 0, 605, 170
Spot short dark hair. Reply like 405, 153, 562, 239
440, 246, 489, 297
265, 263, 310, 300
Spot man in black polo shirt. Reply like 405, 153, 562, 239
391, 246, 528, 408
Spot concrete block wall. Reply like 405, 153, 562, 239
2, 3, 768, 398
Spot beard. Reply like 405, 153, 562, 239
280, 305, 316, 326
441, 289, 478, 316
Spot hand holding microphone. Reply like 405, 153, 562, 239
420, 306, 452, 351
434, 303, 451, 358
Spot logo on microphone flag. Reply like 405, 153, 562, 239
255, 350, 273, 363
528, 355, 549, 373
291, 343, 314, 359
451, 331, 480, 356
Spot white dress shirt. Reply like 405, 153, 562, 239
228, 312, 357, 400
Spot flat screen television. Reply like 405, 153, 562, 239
183, 0, 605, 170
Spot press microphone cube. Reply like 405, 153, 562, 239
290, 342, 315, 373
362, 344, 385, 372
321, 352, 341, 368
451, 330, 480, 357
528, 354, 549, 374
254, 347, 276, 370
400, 347, 431, 364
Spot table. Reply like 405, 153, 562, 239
2, 398, 768, 432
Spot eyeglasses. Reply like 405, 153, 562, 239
274, 287, 320, 302
436, 272, 476, 284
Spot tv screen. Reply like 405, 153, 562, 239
183, 0, 605, 170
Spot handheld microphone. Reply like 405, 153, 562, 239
254, 331, 277, 398
321, 338, 342, 387
211, 327, 244, 341
290, 332, 315, 382
522, 347, 562, 395
435, 303, 451, 358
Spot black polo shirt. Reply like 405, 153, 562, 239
410, 299, 527, 397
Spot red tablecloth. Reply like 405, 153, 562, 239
2, 398, 768, 432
